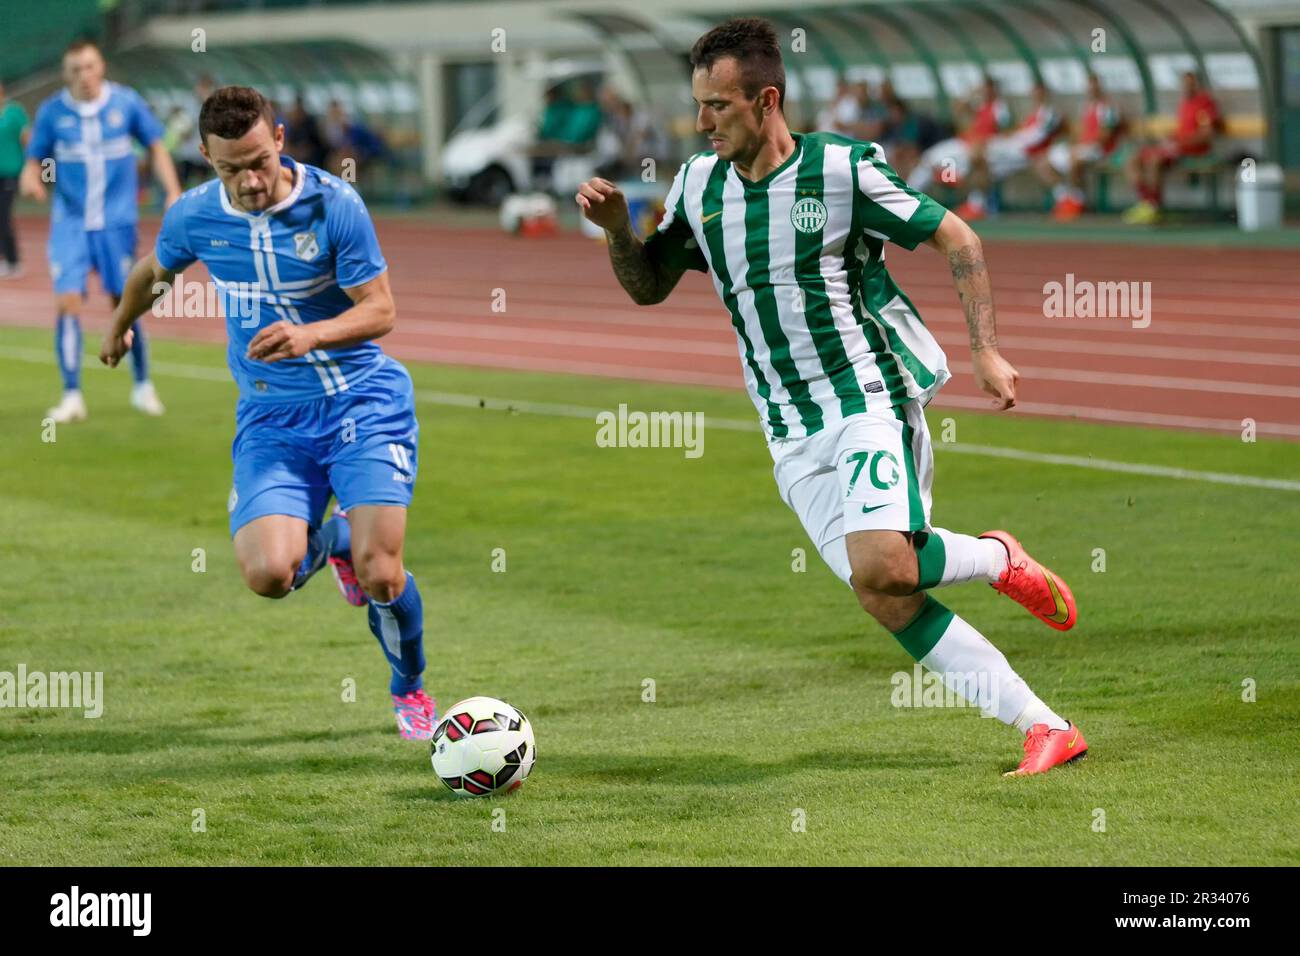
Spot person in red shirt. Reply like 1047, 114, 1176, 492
906, 75, 1011, 193
957, 80, 1063, 220
1038, 72, 1124, 221
1123, 71, 1221, 223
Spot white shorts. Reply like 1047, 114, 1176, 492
1048, 141, 1105, 175
916, 138, 971, 185
985, 136, 1033, 180
771, 403, 934, 587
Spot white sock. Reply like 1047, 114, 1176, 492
1052, 184, 1068, 201
895, 597, 1066, 730
966, 190, 985, 208
927, 528, 1007, 587
1012, 702, 1070, 734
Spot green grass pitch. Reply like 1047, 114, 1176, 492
1, 324, 1297, 866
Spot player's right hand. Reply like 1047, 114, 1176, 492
575, 178, 630, 233
19, 170, 46, 202
99, 328, 135, 368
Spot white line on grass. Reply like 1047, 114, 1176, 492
4, 346, 1297, 492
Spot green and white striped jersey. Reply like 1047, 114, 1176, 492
645, 131, 950, 441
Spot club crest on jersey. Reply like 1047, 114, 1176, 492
790, 197, 827, 234
293, 231, 320, 262
107, 109, 124, 129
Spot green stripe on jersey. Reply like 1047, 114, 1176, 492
742, 177, 825, 435
700, 161, 787, 437
793, 135, 867, 421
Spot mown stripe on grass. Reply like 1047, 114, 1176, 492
4, 346, 1298, 492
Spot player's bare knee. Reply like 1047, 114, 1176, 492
238, 553, 296, 598
355, 551, 403, 602
850, 551, 918, 596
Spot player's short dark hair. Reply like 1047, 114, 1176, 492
690, 18, 785, 110
199, 85, 278, 146
64, 38, 101, 58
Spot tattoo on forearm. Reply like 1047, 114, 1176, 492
607, 228, 669, 305
948, 244, 998, 352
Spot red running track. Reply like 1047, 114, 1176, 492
2, 213, 1298, 439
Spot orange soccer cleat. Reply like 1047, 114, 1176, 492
954, 200, 988, 221
1052, 196, 1085, 222
1005, 722, 1088, 776
980, 529, 1077, 631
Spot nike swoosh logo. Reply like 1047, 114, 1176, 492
861, 503, 889, 514
1044, 572, 1070, 624
1067, 730, 1080, 748
701, 210, 723, 224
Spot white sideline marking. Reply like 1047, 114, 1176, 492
4, 346, 1297, 492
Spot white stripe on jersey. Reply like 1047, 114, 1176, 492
80, 115, 106, 230
856, 159, 920, 223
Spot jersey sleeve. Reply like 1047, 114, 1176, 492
854, 146, 947, 250
642, 161, 707, 274
154, 195, 196, 272
328, 183, 387, 288
25, 101, 55, 161
128, 89, 165, 147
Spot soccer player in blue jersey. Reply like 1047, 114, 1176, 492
98, 86, 435, 740
19, 39, 180, 423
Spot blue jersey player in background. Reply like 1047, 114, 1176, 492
20, 39, 180, 423
99, 86, 435, 740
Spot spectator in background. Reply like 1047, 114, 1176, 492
561, 79, 603, 148
1040, 71, 1124, 221
907, 75, 1011, 193
593, 87, 667, 181
956, 79, 1063, 220
324, 99, 388, 181
0, 80, 30, 278
1123, 70, 1221, 224
818, 77, 862, 136
285, 93, 328, 168
172, 74, 216, 188
531, 78, 603, 192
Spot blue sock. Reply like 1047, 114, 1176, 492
128, 321, 149, 385
367, 571, 425, 695
55, 313, 82, 391
290, 515, 351, 591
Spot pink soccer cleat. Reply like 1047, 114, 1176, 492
392, 688, 438, 741
980, 529, 1078, 631
327, 507, 367, 607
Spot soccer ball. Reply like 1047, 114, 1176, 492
431, 696, 536, 797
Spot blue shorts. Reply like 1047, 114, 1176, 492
48, 218, 136, 297
227, 357, 419, 536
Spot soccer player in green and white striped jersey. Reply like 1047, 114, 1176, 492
577, 18, 1088, 776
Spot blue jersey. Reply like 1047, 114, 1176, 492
155, 158, 389, 403
26, 82, 163, 230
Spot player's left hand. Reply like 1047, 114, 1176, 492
246, 320, 318, 363
971, 349, 1019, 410
99, 328, 135, 368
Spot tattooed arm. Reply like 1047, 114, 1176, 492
576, 178, 687, 305
926, 211, 1021, 409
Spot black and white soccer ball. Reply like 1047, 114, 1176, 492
430, 696, 536, 796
